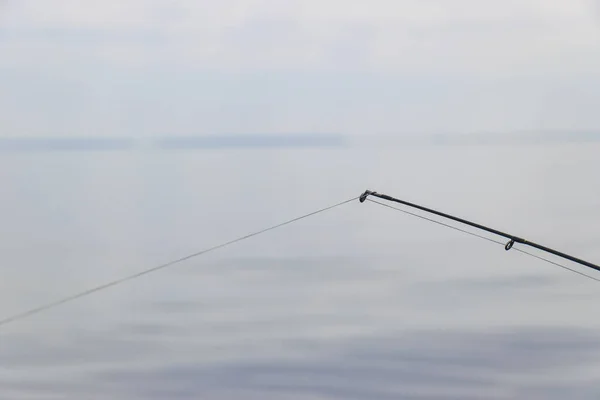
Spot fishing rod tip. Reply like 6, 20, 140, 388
359, 190, 375, 203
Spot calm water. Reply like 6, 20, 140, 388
1, 143, 600, 399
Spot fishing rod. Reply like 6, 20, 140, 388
359, 190, 600, 273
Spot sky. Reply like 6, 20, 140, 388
1, 0, 600, 137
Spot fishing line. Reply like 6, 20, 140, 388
0, 196, 359, 329
365, 198, 506, 247
365, 196, 600, 283
513, 248, 600, 283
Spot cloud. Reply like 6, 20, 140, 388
1, 0, 600, 136
2, 0, 599, 75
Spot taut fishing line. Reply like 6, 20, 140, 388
0, 196, 359, 328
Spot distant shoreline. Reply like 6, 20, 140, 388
0, 131, 598, 152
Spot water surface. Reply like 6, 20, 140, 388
1, 142, 599, 399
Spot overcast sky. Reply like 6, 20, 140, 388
1, 0, 600, 136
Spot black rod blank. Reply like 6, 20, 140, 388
360, 190, 600, 274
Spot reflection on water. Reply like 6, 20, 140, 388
96, 328, 600, 399
4, 324, 600, 399
1, 144, 600, 399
